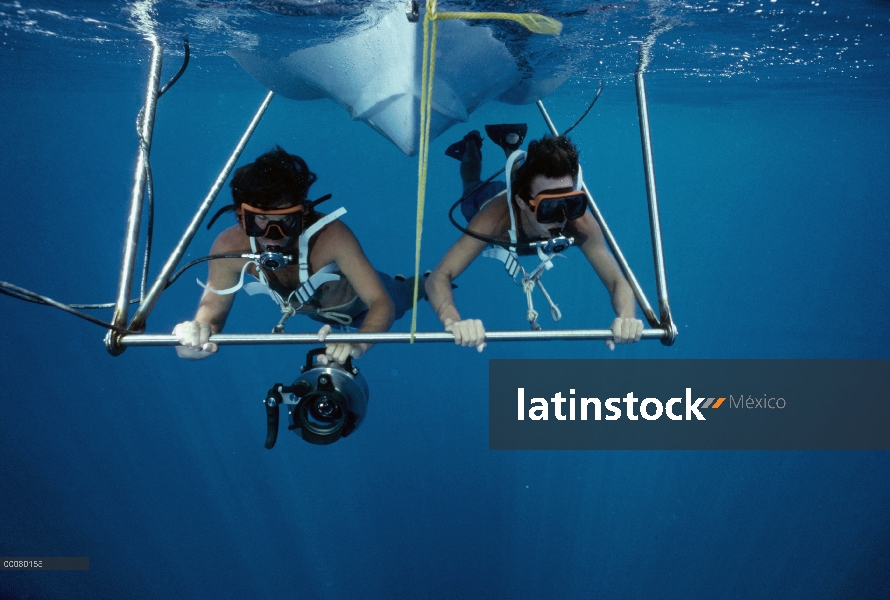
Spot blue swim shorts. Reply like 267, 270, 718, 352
460, 180, 507, 223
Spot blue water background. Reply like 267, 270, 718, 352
2, 5, 890, 599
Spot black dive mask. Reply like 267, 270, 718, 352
240, 203, 304, 239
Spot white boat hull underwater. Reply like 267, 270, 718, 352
229, 6, 567, 155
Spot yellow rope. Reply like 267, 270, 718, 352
409, 0, 438, 342
408, 1, 562, 342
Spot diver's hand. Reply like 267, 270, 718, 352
444, 318, 486, 352
606, 317, 643, 350
173, 321, 218, 359
317, 324, 366, 365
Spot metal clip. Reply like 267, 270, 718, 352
405, 0, 419, 22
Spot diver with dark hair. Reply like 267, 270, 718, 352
174, 146, 413, 364
428, 131, 643, 351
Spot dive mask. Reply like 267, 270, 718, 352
528, 188, 587, 224
239, 203, 304, 240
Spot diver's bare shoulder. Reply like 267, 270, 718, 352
468, 190, 512, 240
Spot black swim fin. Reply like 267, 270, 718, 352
445, 130, 483, 161
485, 123, 527, 154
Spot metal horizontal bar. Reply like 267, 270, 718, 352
120, 329, 670, 347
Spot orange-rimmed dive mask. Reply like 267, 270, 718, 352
527, 187, 587, 224
238, 203, 305, 240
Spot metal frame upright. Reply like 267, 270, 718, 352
105, 41, 676, 354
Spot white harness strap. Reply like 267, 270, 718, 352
504, 150, 525, 249
294, 262, 340, 304
480, 151, 584, 329
197, 260, 254, 296
298, 208, 346, 286
481, 246, 521, 278
291, 208, 347, 303
197, 207, 348, 314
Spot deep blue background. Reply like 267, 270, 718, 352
1, 21, 889, 600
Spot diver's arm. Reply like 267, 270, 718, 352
314, 222, 394, 363
425, 234, 484, 324
573, 213, 642, 349
174, 228, 245, 359
426, 210, 495, 351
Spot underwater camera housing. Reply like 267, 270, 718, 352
262, 348, 369, 448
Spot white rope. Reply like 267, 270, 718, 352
270, 293, 361, 332
518, 254, 564, 330
535, 278, 562, 322
272, 303, 297, 333
313, 309, 354, 326
522, 277, 541, 330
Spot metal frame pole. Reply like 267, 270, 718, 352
634, 68, 676, 343
105, 55, 678, 350
535, 99, 660, 327
120, 328, 672, 347
126, 91, 276, 335
106, 37, 163, 354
